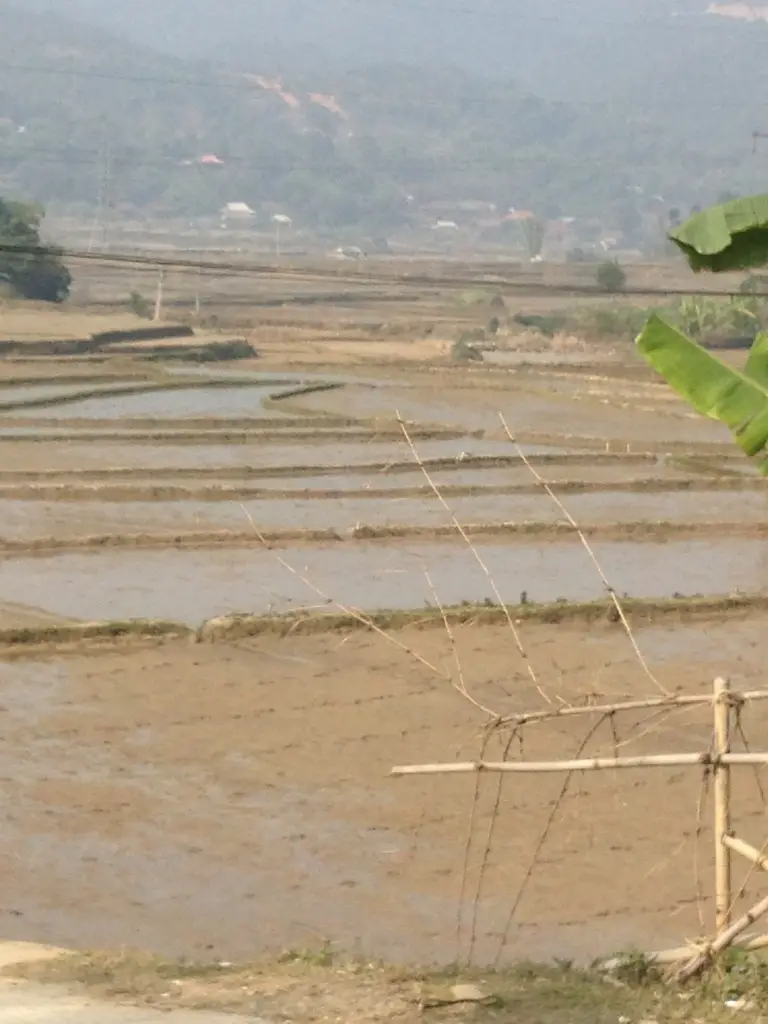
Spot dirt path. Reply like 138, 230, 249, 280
0, 980, 248, 1024
0, 946, 250, 1023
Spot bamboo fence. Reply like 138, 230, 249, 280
391, 677, 768, 980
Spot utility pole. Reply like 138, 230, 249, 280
194, 252, 202, 317
88, 140, 112, 253
153, 268, 165, 322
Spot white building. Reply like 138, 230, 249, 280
221, 202, 255, 229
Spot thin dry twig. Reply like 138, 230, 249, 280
492, 714, 607, 968
467, 725, 519, 966
609, 704, 700, 754
240, 506, 445, 678
498, 413, 670, 697
726, 717, 768, 921
735, 712, 767, 807
456, 727, 495, 961
423, 568, 499, 719
397, 413, 552, 707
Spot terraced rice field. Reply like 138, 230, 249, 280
0, 344, 765, 972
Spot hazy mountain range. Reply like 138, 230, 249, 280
1, 0, 767, 230
14, 0, 762, 94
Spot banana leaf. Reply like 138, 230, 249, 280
745, 331, 768, 389
636, 314, 768, 472
670, 195, 768, 272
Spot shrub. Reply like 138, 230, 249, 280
457, 328, 487, 344
596, 260, 627, 293
451, 338, 484, 362
573, 304, 651, 339
129, 291, 152, 319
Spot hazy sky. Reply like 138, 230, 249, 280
18, 0, 708, 75
13, 0, 756, 116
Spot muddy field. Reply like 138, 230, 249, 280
0, 281, 765, 972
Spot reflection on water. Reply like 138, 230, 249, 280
0, 489, 764, 540
13, 385, 283, 420
0, 538, 763, 625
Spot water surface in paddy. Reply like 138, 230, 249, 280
12, 385, 287, 420
0, 438, 567, 469
292, 382, 733, 445
0, 383, 144, 406
1, 490, 763, 540
0, 538, 763, 624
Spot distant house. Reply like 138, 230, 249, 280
707, 2, 768, 21
332, 245, 364, 260
504, 209, 536, 222
221, 202, 255, 229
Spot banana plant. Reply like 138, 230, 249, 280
637, 317, 768, 472
669, 194, 768, 273
635, 194, 768, 472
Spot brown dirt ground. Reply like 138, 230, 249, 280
0, 278, 763, 988
0, 614, 766, 969
7, 946, 762, 1024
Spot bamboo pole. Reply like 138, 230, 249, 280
498, 688, 768, 729
601, 932, 768, 972
714, 677, 733, 933
392, 752, 768, 777
677, 890, 768, 981
724, 834, 768, 872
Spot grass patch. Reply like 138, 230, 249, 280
0, 619, 188, 648
2, 519, 766, 558
0, 595, 764, 652
7, 949, 768, 1022
196, 593, 768, 642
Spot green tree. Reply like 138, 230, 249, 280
0, 199, 70, 302
596, 260, 627, 293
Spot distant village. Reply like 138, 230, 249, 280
216, 193, 674, 263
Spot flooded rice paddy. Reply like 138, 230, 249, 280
12, 384, 291, 419
0, 437, 569, 469
0, 353, 765, 970
0, 537, 764, 625
0, 366, 760, 628
0, 489, 764, 541
290, 381, 735, 445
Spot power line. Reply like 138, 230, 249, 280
0, 239, 760, 299
0, 152, 701, 174
0, 139, 751, 175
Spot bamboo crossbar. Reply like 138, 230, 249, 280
498, 688, 768, 728
392, 752, 768, 776
392, 677, 768, 977
678, 889, 768, 980
724, 834, 768, 873
601, 932, 768, 971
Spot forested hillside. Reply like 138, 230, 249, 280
2, 1, 767, 232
